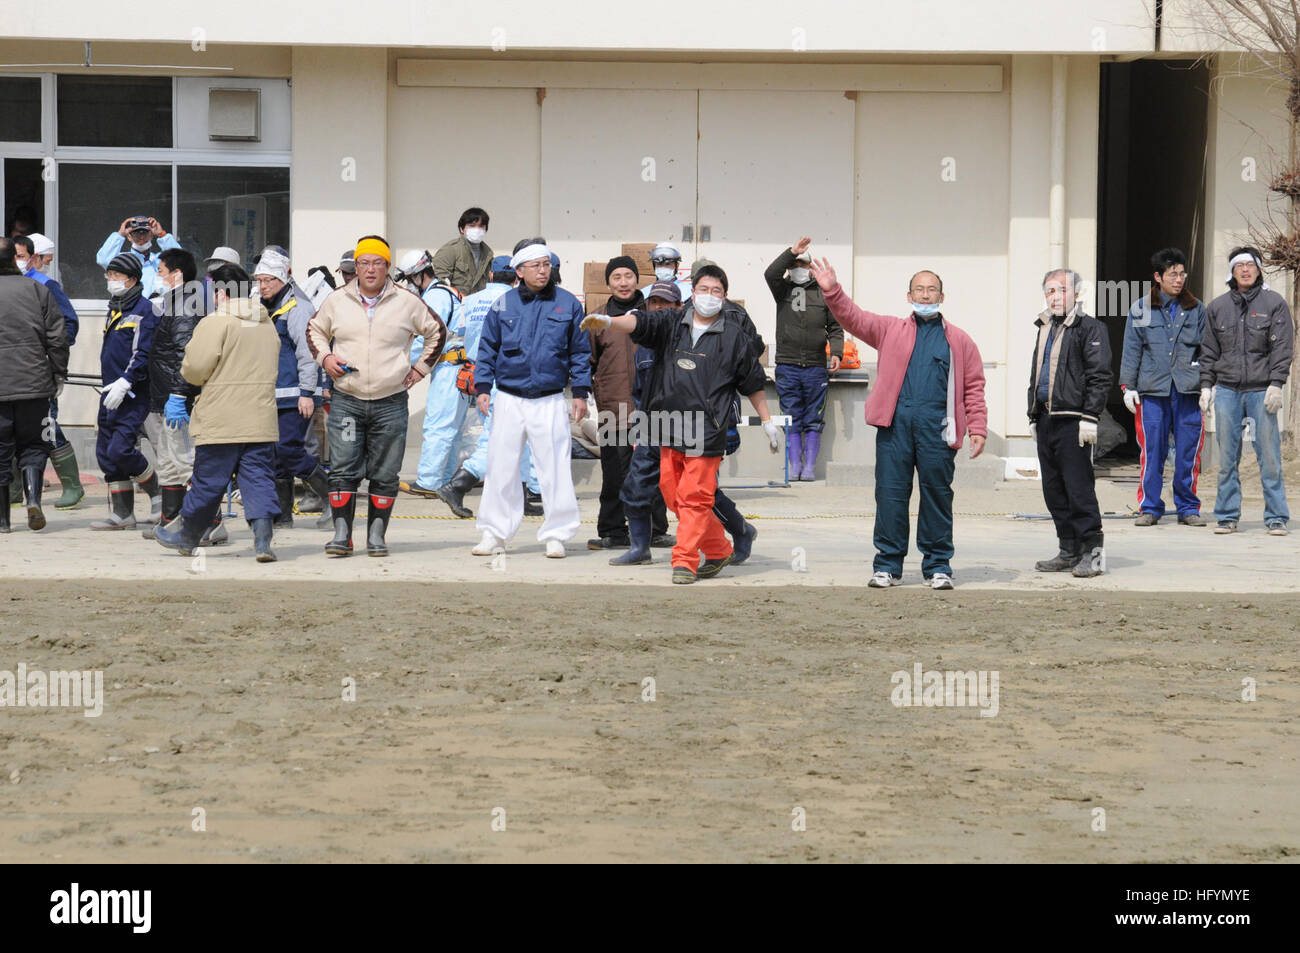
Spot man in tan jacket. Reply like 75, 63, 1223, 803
307, 235, 447, 556
155, 264, 282, 562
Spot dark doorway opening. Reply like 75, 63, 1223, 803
1096, 58, 1211, 464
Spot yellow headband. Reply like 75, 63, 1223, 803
354, 238, 391, 264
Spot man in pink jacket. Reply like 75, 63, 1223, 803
810, 258, 987, 589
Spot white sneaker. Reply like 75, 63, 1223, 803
545, 539, 566, 558
472, 531, 504, 556
929, 573, 954, 590
868, 571, 901, 588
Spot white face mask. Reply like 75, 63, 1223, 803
464, 227, 486, 244
106, 279, 128, 296
654, 265, 677, 281
131, 241, 152, 253
16, 257, 32, 273
693, 292, 724, 317
789, 267, 811, 284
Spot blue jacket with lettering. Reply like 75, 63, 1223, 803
474, 279, 590, 400
100, 287, 158, 390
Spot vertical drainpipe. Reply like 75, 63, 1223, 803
1049, 55, 1068, 270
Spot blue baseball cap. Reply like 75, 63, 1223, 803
549, 252, 560, 268
491, 255, 513, 272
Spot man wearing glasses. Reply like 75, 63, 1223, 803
1119, 248, 1208, 527
470, 240, 590, 559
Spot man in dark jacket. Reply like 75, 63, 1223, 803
765, 237, 844, 480
0, 238, 68, 533
13, 233, 83, 510
1027, 269, 1113, 577
92, 252, 164, 531
1200, 246, 1293, 535
139, 248, 204, 539
1119, 247, 1207, 526
588, 255, 643, 551
583, 264, 781, 584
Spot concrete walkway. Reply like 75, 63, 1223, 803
3, 476, 1294, 593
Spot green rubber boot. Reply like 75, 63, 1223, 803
49, 443, 85, 510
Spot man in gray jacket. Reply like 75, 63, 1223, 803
0, 238, 69, 533
1200, 245, 1293, 535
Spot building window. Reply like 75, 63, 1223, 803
177, 166, 290, 269
0, 77, 42, 143
56, 75, 173, 149
57, 163, 172, 299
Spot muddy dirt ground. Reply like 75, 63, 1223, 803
0, 581, 1295, 862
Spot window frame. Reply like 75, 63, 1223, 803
0, 73, 290, 309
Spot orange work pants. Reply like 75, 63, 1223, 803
659, 448, 731, 571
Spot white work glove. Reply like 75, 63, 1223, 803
1122, 389, 1140, 414
1029, 421, 1037, 441
579, 313, 612, 332
761, 418, 782, 453
1265, 384, 1284, 415
1199, 386, 1213, 413
54, 377, 64, 397
102, 376, 132, 410
1077, 419, 1098, 447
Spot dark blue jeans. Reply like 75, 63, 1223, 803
327, 391, 409, 496
873, 400, 957, 578
616, 440, 670, 536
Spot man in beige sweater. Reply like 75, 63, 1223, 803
307, 235, 447, 557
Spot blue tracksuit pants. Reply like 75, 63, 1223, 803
182, 441, 279, 526
1135, 387, 1204, 519
775, 363, 829, 434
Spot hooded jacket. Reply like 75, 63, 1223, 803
764, 248, 843, 366
1201, 279, 1293, 391
181, 296, 279, 445
0, 272, 69, 402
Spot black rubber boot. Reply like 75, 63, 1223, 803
1035, 539, 1082, 572
0, 483, 10, 533
434, 467, 477, 519
1072, 533, 1106, 578
523, 484, 543, 516
143, 484, 187, 539
273, 477, 295, 528
199, 512, 228, 546
250, 517, 277, 563
325, 490, 356, 556
90, 482, 136, 530
136, 467, 162, 525
366, 492, 394, 557
156, 515, 205, 556
609, 516, 653, 566
22, 464, 46, 531
296, 475, 325, 513
303, 466, 333, 528
8, 461, 23, 507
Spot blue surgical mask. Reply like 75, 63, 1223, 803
911, 302, 941, 318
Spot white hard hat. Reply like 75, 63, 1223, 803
28, 232, 55, 255
396, 249, 432, 279
650, 242, 681, 261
